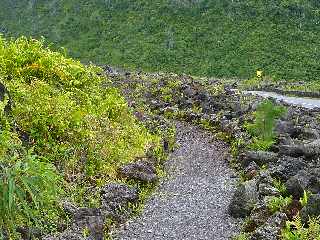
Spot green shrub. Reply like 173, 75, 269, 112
245, 100, 286, 150
0, 36, 156, 178
0, 122, 63, 238
0, 153, 63, 238
0, 36, 158, 237
267, 195, 292, 214
233, 233, 250, 240
273, 179, 287, 195
282, 216, 320, 240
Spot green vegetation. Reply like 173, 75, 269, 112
273, 179, 288, 195
267, 195, 293, 214
0, 36, 159, 238
233, 233, 250, 240
1, 1, 320, 237
282, 216, 320, 240
0, 148, 63, 239
245, 100, 287, 150
2, 1, 320, 82
240, 75, 320, 93
240, 76, 269, 90
299, 191, 309, 207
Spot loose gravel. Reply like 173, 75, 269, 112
112, 122, 241, 240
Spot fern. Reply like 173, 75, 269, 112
245, 100, 286, 150
0, 92, 63, 238
273, 179, 287, 195
0, 149, 63, 238
282, 216, 320, 240
267, 195, 292, 214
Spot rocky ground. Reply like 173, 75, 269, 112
107, 67, 320, 239
44, 67, 320, 239
228, 105, 320, 239
112, 122, 240, 240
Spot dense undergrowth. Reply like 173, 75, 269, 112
0, 37, 159, 238
2, 1, 320, 82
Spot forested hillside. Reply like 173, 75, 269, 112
1, 0, 320, 81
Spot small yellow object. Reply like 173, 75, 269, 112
256, 70, 263, 78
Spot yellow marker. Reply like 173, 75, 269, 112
257, 70, 263, 78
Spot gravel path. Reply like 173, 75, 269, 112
113, 122, 241, 240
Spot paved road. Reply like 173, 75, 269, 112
245, 90, 320, 109
112, 122, 240, 240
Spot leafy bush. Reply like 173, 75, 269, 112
0, 152, 62, 238
233, 233, 250, 240
282, 216, 320, 240
0, 36, 155, 177
0, 120, 63, 238
273, 179, 287, 195
245, 100, 286, 150
267, 195, 292, 214
0, 36, 158, 237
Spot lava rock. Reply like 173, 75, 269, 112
182, 85, 196, 98
306, 168, 320, 194
300, 194, 320, 224
245, 161, 259, 180
250, 202, 271, 227
275, 120, 297, 137
229, 179, 258, 218
100, 183, 139, 223
101, 183, 139, 210
76, 214, 104, 240
256, 171, 279, 197
269, 157, 306, 181
251, 212, 287, 240
279, 144, 304, 157
301, 139, 320, 159
43, 231, 86, 240
241, 151, 278, 167
278, 135, 295, 146
16, 227, 42, 240
257, 171, 273, 185
299, 128, 320, 140
285, 170, 310, 199
279, 139, 320, 159
44, 207, 106, 240
62, 201, 79, 217
258, 183, 280, 197
118, 160, 158, 183
73, 208, 103, 222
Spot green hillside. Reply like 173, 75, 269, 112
1, 0, 320, 81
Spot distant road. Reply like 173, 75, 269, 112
244, 90, 320, 109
